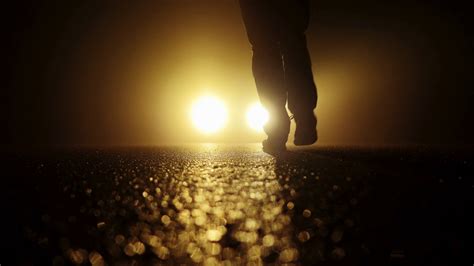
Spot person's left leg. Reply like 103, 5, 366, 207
278, 0, 318, 145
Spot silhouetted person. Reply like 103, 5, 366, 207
239, 0, 317, 153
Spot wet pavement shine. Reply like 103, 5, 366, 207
1, 144, 472, 265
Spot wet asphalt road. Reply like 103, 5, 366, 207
1, 144, 472, 265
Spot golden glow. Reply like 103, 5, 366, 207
190, 96, 228, 133
246, 102, 269, 132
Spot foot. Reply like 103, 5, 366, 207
262, 107, 290, 153
293, 112, 318, 146
262, 138, 287, 155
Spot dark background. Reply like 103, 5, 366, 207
3, 0, 474, 150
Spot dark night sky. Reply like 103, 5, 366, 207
3, 0, 474, 149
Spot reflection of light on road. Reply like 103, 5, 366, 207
45, 145, 362, 264
96, 149, 299, 264
246, 102, 269, 132
159, 154, 299, 264
190, 96, 228, 133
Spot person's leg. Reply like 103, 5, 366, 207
278, 0, 318, 145
239, 0, 290, 150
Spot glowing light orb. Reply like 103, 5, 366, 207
246, 102, 269, 132
191, 96, 228, 133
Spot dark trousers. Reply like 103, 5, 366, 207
239, 0, 317, 138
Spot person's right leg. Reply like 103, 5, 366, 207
239, 0, 290, 152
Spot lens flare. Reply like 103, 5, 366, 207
246, 103, 269, 132
191, 96, 228, 133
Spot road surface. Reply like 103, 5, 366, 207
1, 144, 472, 265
